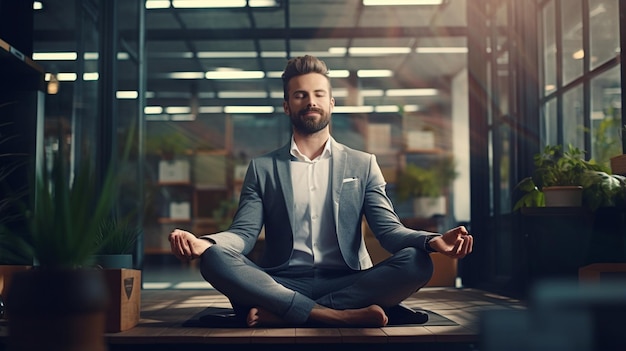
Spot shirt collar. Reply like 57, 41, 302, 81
290, 136, 332, 162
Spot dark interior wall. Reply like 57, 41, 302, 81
0, 0, 34, 56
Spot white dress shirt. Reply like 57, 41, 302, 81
289, 137, 345, 269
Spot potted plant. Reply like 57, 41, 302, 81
3, 142, 121, 351
92, 215, 142, 333
514, 144, 610, 210
395, 155, 457, 218
0, 118, 34, 321
513, 145, 626, 286
145, 130, 189, 159
93, 216, 140, 269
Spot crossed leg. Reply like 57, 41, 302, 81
247, 304, 388, 327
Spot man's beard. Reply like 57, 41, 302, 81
290, 107, 330, 135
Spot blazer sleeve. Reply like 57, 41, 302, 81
199, 159, 264, 255
361, 154, 440, 253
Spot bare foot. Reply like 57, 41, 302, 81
246, 304, 389, 328
310, 304, 389, 327
247, 307, 285, 327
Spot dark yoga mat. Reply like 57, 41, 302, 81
182, 307, 458, 328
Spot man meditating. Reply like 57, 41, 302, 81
169, 54, 474, 327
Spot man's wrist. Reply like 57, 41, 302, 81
200, 237, 216, 245
424, 235, 439, 253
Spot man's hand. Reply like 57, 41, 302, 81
428, 226, 473, 259
168, 228, 212, 261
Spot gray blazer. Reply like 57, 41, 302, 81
203, 137, 437, 271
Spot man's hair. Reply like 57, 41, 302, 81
281, 55, 331, 101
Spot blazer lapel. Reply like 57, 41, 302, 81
331, 138, 346, 228
275, 143, 295, 230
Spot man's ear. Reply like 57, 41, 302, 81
283, 101, 289, 114
330, 97, 335, 111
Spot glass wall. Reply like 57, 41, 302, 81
32, 0, 144, 265
539, 0, 622, 162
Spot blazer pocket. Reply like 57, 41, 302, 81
341, 177, 360, 192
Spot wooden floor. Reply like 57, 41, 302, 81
105, 287, 526, 351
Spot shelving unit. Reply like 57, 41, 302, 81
144, 149, 236, 254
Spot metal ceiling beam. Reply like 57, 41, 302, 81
34, 26, 467, 42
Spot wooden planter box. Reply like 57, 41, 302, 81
103, 269, 141, 333
0, 265, 32, 299
610, 154, 626, 175
426, 253, 458, 287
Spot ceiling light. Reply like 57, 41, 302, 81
218, 91, 268, 98
328, 70, 350, 78
146, 0, 171, 9
56, 73, 77, 81
544, 84, 556, 92
205, 71, 265, 79
357, 70, 393, 78
116, 91, 139, 99
33, 1, 43, 10
83, 72, 99, 81
374, 105, 400, 113
328, 48, 347, 55
403, 105, 420, 112
145, 106, 164, 114
151, 52, 194, 59
224, 106, 274, 114
386, 88, 438, 96
260, 52, 287, 58
196, 51, 258, 58
172, 0, 246, 8
416, 47, 468, 54
329, 47, 411, 56
360, 90, 385, 97
363, 0, 443, 5
291, 50, 345, 58
168, 72, 205, 79
270, 91, 284, 99
33, 52, 77, 60
165, 106, 192, 114
249, 0, 279, 7
572, 49, 585, 60
333, 106, 375, 113
266, 71, 283, 78
352, 47, 411, 55
198, 106, 223, 113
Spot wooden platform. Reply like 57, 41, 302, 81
102, 287, 525, 351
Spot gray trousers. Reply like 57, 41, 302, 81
199, 245, 434, 324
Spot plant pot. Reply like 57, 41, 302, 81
102, 268, 141, 332
543, 186, 583, 207
6, 268, 109, 351
412, 196, 446, 218
94, 254, 133, 269
0, 265, 32, 319
610, 154, 626, 176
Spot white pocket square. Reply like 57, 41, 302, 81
342, 177, 358, 183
